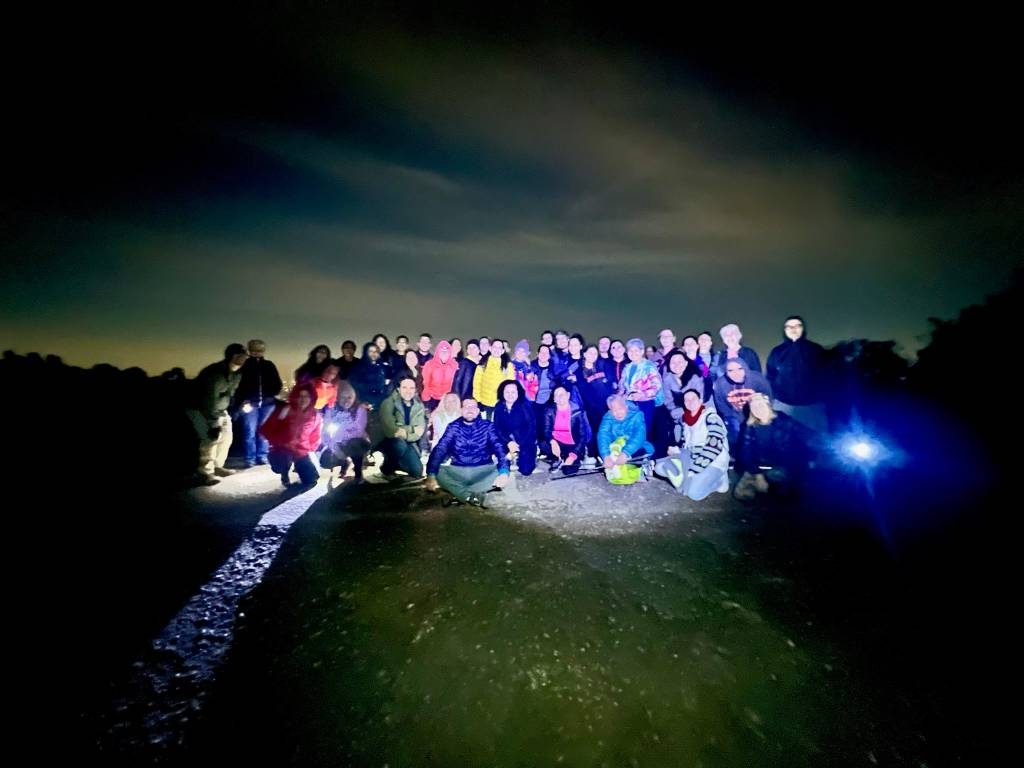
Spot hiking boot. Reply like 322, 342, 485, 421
213, 467, 236, 477
733, 472, 757, 500
193, 473, 220, 487
752, 473, 770, 493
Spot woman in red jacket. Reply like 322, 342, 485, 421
420, 340, 460, 410
260, 383, 323, 488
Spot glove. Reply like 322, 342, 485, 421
207, 426, 222, 440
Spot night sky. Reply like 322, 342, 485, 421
3, 4, 1021, 375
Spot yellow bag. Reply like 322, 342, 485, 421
606, 437, 641, 485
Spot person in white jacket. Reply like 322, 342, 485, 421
654, 388, 731, 500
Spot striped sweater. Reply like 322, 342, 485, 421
682, 409, 730, 473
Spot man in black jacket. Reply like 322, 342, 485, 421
766, 316, 828, 433
235, 339, 283, 468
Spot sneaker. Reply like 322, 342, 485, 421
442, 494, 462, 507
548, 459, 562, 473
280, 475, 294, 488
715, 473, 731, 494
193, 474, 220, 487
581, 456, 597, 469
752, 473, 770, 493
255, 457, 269, 466
243, 461, 255, 469
213, 467, 236, 477
466, 492, 487, 508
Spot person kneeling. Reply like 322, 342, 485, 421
425, 398, 510, 507
260, 383, 322, 488
378, 376, 427, 480
654, 389, 730, 500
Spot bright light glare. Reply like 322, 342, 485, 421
850, 441, 874, 460
326, 423, 338, 436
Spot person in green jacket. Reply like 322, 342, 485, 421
186, 343, 248, 485
378, 376, 427, 479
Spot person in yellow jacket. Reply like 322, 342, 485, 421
472, 338, 515, 418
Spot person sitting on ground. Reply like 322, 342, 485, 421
431, 392, 463, 448
618, 337, 663, 440
260, 382, 322, 488
335, 340, 359, 380
320, 381, 370, 485
452, 339, 481, 403
472, 338, 515, 418
655, 350, 704, 458
295, 344, 331, 383
715, 323, 762, 374
654, 388, 731, 500
187, 343, 248, 485
597, 393, 653, 471
425, 398, 510, 507
733, 392, 815, 499
732, 392, 776, 500
235, 339, 283, 468
492, 379, 538, 476
543, 385, 592, 475
713, 357, 773, 450
421, 340, 459, 410
378, 376, 427, 479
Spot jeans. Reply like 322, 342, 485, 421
654, 453, 727, 501
242, 402, 276, 463
379, 438, 423, 476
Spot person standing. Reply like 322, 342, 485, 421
235, 339, 282, 468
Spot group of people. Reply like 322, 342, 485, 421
185, 319, 827, 505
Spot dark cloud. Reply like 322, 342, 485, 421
3, 4, 1020, 374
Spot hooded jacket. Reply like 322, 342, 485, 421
259, 384, 322, 457
492, 379, 538, 448
597, 400, 650, 457
766, 317, 826, 405
578, 363, 616, 412
713, 345, 762, 376
421, 341, 460, 402
713, 357, 773, 422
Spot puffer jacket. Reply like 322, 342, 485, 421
427, 418, 510, 475
472, 355, 515, 407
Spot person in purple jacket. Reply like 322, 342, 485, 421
320, 381, 371, 484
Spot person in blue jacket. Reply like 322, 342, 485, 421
425, 398, 510, 507
597, 394, 654, 470
492, 379, 538, 476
